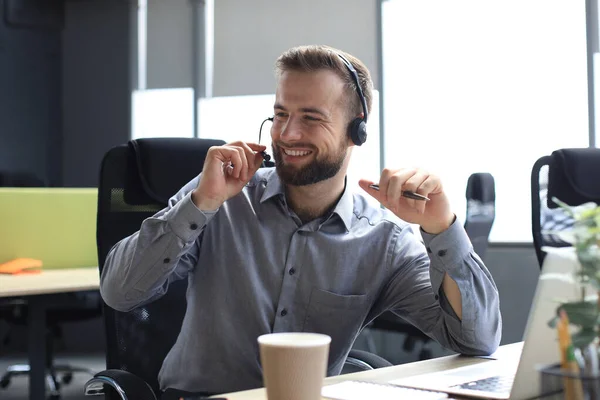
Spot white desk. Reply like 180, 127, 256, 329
0, 267, 100, 399
218, 342, 524, 400
0, 267, 100, 297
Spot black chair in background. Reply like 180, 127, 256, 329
464, 172, 496, 262
366, 172, 496, 362
85, 138, 391, 400
0, 170, 97, 399
531, 148, 600, 268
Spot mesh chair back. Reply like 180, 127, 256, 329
97, 138, 224, 397
531, 148, 600, 267
464, 172, 495, 261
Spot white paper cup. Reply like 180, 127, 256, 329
258, 332, 331, 400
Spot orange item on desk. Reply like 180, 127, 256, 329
0, 258, 43, 275
557, 310, 584, 400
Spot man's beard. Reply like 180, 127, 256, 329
273, 141, 347, 186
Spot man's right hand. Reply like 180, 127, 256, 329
191, 141, 267, 211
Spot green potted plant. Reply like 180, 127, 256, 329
547, 198, 600, 351
541, 198, 600, 398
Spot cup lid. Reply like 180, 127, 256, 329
257, 332, 331, 347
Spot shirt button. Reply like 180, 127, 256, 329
280, 309, 288, 317
289, 268, 296, 275
190, 223, 198, 230
163, 258, 171, 264
435, 294, 439, 301
437, 249, 447, 257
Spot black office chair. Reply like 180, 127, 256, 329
0, 170, 97, 400
366, 172, 496, 362
464, 172, 496, 262
84, 138, 391, 400
531, 148, 600, 268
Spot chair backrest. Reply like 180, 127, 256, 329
97, 137, 225, 397
463, 172, 495, 261
531, 148, 600, 268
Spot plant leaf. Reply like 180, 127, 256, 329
572, 328, 597, 349
560, 302, 599, 328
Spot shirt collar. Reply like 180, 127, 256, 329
330, 178, 354, 232
259, 169, 285, 203
259, 169, 354, 232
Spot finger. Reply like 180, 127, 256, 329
204, 146, 234, 176
239, 142, 262, 180
376, 168, 397, 204
222, 146, 243, 179
403, 171, 429, 213
251, 151, 265, 172
245, 142, 268, 152
358, 179, 384, 202
415, 175, 442, 213
233, 146, 249, 181
387, 169, 417, 211
227, 141, 266, 153
418, 174, 443, 196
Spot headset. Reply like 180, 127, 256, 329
258, 52, 368, 166
336, 52, 368, 146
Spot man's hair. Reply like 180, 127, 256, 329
275, 45, 373, 122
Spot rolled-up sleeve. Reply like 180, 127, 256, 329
379, 220, 502, 356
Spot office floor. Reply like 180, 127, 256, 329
0, 329, 453, 399
0, 354, 104, 400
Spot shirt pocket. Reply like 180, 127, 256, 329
302, 288, 370, 368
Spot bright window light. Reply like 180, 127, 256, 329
131, 88, 194, 139
382, 0, 589, 242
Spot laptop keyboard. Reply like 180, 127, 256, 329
451, 375, 515, 393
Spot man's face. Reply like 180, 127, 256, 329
271, 69, 351, 186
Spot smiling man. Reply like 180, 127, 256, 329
100, 45, 502, 397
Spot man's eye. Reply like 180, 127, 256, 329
275, 112, 288, 119
304, 115, 320, 121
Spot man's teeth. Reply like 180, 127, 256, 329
284, 149, 311, 156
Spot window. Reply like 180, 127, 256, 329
381, 0, 589, 242
131, 88, 194, 139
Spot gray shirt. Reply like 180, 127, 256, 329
100, 168, 502, 394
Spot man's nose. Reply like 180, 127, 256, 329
279, 116, 303, 140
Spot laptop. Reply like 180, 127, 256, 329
387, 246, 580, 399
323, 247, 579, 400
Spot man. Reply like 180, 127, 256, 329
100, 45, 501, 395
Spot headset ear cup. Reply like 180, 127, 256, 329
349, 118, 367, 146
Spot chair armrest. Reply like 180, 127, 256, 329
84, 369, 157, 400
346, 349, 393, 370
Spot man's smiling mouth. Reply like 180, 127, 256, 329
283, 149, 312, 156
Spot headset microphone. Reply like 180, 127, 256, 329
259, 117, 275, 167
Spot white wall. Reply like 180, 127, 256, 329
213, 0, 379, 96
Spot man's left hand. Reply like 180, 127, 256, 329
359, 168, 455, 234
